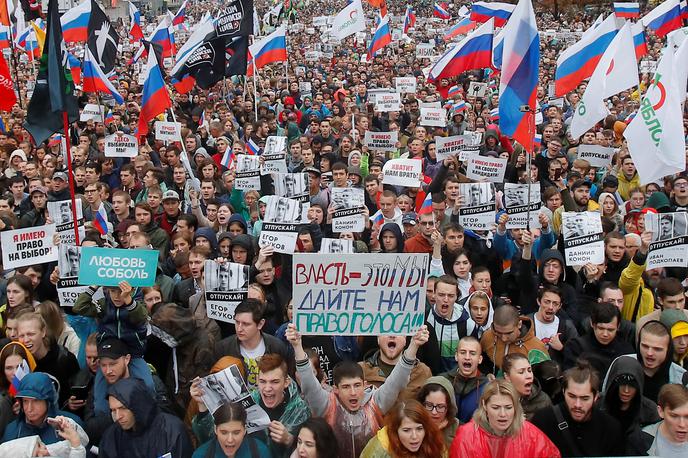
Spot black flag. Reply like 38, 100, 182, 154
225, 35, 248, 76
140, 39, 165, 75
173, 37, 226, 89
87, 0, 119, 74
215, 0, 254, 37
24, 0, 79, 145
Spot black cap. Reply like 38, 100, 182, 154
602, 175, 619, 188
97, 337, 130, 360
570, 179, 592, 191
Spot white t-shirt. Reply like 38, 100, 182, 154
241, 338, 266, 388
533, 315, 559, 347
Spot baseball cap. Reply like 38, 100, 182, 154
570, 179, 591, 191
660, 309, 688, 339
303, 166, 321, 177
52, 171, 68, 181
402, 212, 418, 225
602, 175, 619, 188
162, 190, 180, 202
30, 186, 48, 196
97, 337, 130, 360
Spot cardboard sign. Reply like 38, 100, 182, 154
646, 212, 688, 269
47, 200, 85, 247
204, 261, 250, 323
78, 247, 159, 287
155, 121, 182, 142
576, 144, 615, 168
234, 155, 261, 191
419, 107, 447, 127
331, 188, 365, 233
395, 76, 417, 94
1, 225, 58, 269
363, 130, 398, 152
293, 253, 428, 335
465, 154, 508, 182
416, 43, 436, 58
375, 92, 401, 112
562, 211, 605, 266
504, 183, 542, 230
79, 104, 104, 122
381, 158, 422, 187
458, 183, 496, 230
104, 133, 138, 158
467, 82, 488, 98
435, 134, 480, 161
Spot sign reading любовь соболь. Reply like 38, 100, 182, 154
293, 253, 428, 336
78, 247, 158, 287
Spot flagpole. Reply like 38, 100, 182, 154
252, 59, 258, 121
62, 111, 80, 245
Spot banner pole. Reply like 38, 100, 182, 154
62, 111, 80, 245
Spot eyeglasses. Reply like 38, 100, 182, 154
419, 221, 434, 226
423, 402, 447, 413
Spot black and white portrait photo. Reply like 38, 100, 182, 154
59, 245, 81, 278
274, 173, 308, 198
204, 261, 249, 291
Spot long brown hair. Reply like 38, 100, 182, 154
0, 341, 36, 392
386, 400, 445, 458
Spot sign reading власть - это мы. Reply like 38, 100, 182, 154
293, 253, 428, 336
78, 247, 158, 287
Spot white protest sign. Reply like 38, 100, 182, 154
645, 212, 688, 269
363, 130, 398, 152
416, 43, 436, 58
1, 225, 58, 269
319, 238, 354, 254
562, 211, 605, 266
331, 188, 365, 233
467, 82, 488, 98
639, 60, 657, 74
504, 183, 542, 229
47, 200, 85, 247
375, 92, 402, 112
261, 136, 288, 175
298, 81, 312, 94
305, 50, 320, 60
458, 183, 496, 230
259, 223, 299, 254
381, 158, 422, 187
367, 88, 397, 105
576, 144, 615, 168
293, 253, 428, 335
234, 155, 261, 191
435, 134, 480, 161
395, 76, 417, 94
104, 133, 138, 158
155, 121, 182, 142
549, 97, 565, 109
420, 107, 447, 127
79, 104, 104, 122
56, 245, 96, 307
465, 154, 508, 182
204, 261, 250, 324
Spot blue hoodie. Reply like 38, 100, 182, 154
194, 227, 219, 257
2, 372, 84, 444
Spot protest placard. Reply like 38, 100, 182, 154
79, 104, 104, 122
319, 238, 354, 254
467, 82, 488, 98
104, 133, 138, 158
363, 130, 398, 152
375, 92, 401, 112
154, 121, 182, 142
204, 261, 249, 323
576, 144, 615, 168
465, 154, 508, 182
331, 188, 365, 232
458, 183, 496, 230
419, 107, 447, 127
395, 76, 417, 94
47, 200, 85, 247
56, 245, 100, 307
381, 158, 422, 187
260, 136, 288, 175
293, 253, 428, 335
645, 212, 688, 269
435, 134, 480, 161
78, 247, 158, 287
504, 183, 542, 229
259, 196, 303, 253
1, 225, 58, 269
199, 365, 270, 431
234, 155, 261, 191
562, 211, 605, 266
415, 43, 435, 58
273, 172, 310, 202
367, 88, 397, 105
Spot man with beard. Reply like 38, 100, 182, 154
440, 336, 488, 423
552, 179, 600, 235
359, 334, 432, 400
531, 362, 624, 457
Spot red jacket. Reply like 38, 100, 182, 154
450, 420, 561, 458
403, 233, 433, 254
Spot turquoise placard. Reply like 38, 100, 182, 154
78, 247, 158, 287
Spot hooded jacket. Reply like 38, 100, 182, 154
360, 349, 432, 400
1, 373, 86, 445
601, 356, 660, 435
562, 326, 634, 376
450, 419, 561, 458
521, 379, 552, 420
227, 213, 248, 234
440, 365, 489, 424
427, 302, 468, 372
423, 375, 459, 446
378, 223, 404, 253
194, 227, 219, 256
230, 234, 256, 264
99, 378, 193, 458
480, 317, 549, 374
457, 291, 495, 339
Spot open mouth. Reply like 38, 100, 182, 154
462, 361, 473, 370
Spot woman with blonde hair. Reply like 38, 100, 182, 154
35, 301, 80, 358
449, 379, 560, 458
361, 399, 447, 458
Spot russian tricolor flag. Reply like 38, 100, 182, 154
490, 107, 500, 121
642, 0, 683, 37
172, 0, 188, 26
83, 47, 124, 104
498, 0, 539, 152
444, 17, 476, 41
614, 2, 640, 19
372, 211, 385, 226
448, 85, 461, 97
221, 150, 235, 169
434, 2, 451, 20
681, 0, 688, 20
632, 22, 648, 59
554, 14, 617, 97
404, 7, 416, 34
93, 205, 109, 235
451, 100, 467, 113
67, 52, 82, 85
138, 45, 172, 139
470, 1, 515, 28
417, 193, 433, 215
247, 138, 261, 155
129, 2, 143, 42
149, 16, 174, 58
533, 133, 542, 148
0, 25, 9, 49
104, 109, 114, 125
368, 15, 392, 60
60, 0, 90, 43
429, 18, 494, 81
249, 25, 287, 70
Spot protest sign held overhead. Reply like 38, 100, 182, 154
320, 238, 354, 254
1, 225, 58, 270
234, 155, 261, 190
273, 172, 310, 202
293, 253, 428, 336
155, 121, 182, 142
56, 245, 100, 307
104, 132, 138, 158
260, 136, 288, 175
576, 144, 616, 168
381, 158, 422, 187
435, 133, 481, 161
645, 212, 688, 269
204, 261, 249, 324
504, 183, 542, 229
465, 154, 508, 182
78, 247, 159, 287
562, 211, 605, 266
395, 76, 417, 93
258, 196, 303, 253
47, 200, 85, 246
331, 187, 365, 232
419, 107, 447, 126
363, 130, 398, 152
458, 183, 496, 230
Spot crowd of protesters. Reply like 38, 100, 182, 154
0, 0, 685, 456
